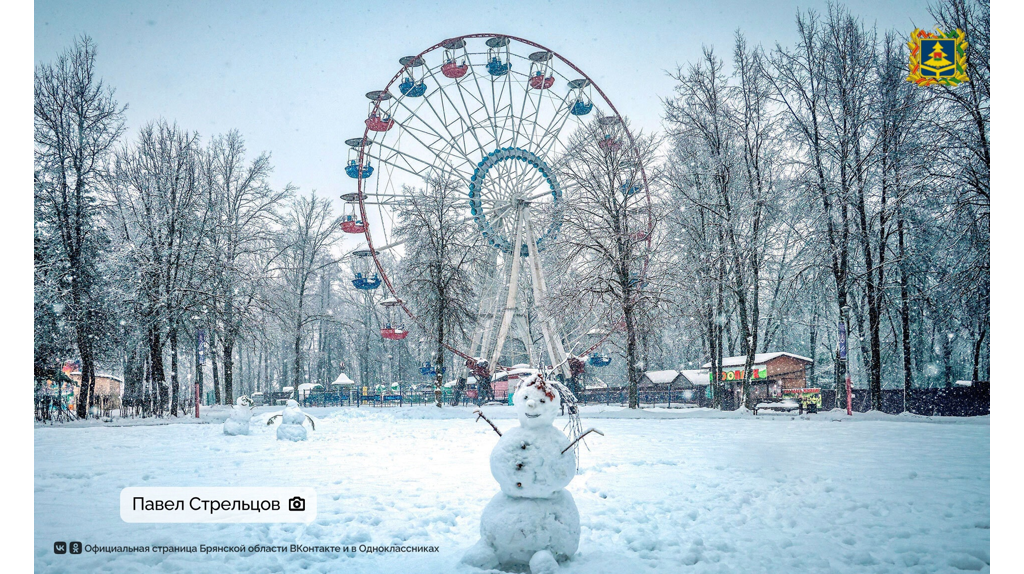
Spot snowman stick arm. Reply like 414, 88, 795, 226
266, 414, 281, 426
472, 409, 502, 436
305, 414, 316, 430
562, 428, 604, 454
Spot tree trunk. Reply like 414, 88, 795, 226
707, 314, 720, 410
808, 305, 818, 387
435, 299, 445, 408
834, 295, 848, 410
125, 344, 142, 416
625, 302, 639, 409
170, 326, 179, 416
855, 172, 882, 411
223, 337, 235, 405
74, 323, 94, 419
972, 327, 986, 382
293, 316, 303, 401
149, 327, 166, 415
86, 358, 97, 416
257, 344, 263, 395
212, 330, 221, 404
942, 329, 954, 388
898, 215, 913, 411
196, 332, 204, 408
70, 258, 95, 418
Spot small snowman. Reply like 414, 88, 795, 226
223, 396, 254, 435
266, 399, 315, 441
463, 373, 602, 574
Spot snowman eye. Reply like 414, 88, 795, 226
540, 399, 546, 403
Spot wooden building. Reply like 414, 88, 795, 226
68, 371, 123, 412
701, 352, 813, 401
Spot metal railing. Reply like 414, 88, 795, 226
299, 387, 708, 409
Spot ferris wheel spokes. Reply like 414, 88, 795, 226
459, 48, 502, 147
421, 64, 493, 158
392, 94, 479, 174
388, 120, 477, 180
365, 138, 472, 187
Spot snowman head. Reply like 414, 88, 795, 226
513, 374, 560, 428
286, 399, 299, 408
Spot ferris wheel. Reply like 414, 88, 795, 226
342, 34, 651, 381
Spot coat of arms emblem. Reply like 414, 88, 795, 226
907, 28, 969, 87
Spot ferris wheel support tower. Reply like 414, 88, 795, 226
485, 202, 572, 379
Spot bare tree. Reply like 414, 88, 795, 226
664, 37, 787, 409
110, 120, 206, 415
767, 9, 855, 408
201, 131, 291, 404
555, 117, 660, 409
276, 192, 342, 399
34, 36, 127, 418
393, 175, 481, 407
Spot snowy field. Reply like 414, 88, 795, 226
34, 405, 990, 573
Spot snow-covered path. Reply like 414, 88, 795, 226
34, 407, 989, 573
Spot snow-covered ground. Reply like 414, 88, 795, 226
34, 405, 989, 573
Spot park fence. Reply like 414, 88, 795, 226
575, 388, 708, 408
300, 389, 501, 408
300, 387, 709, 409
819, 384, 989, 416
298, 384, 989, 416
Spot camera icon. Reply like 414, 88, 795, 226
288, 496, 305, 512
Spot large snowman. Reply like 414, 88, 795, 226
223, 396, 253, 435
267, 399, 315, 441
463, 373, 585, 574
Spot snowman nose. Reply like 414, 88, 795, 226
527, 399, 537, 408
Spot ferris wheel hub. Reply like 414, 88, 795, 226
468, 147, 563, 256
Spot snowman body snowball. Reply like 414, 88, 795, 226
223, 397, 253, 435
276, 400, 308, 441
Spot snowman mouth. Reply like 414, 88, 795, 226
525, 413, 540, 418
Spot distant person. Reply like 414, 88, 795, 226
453, 377, 467, 406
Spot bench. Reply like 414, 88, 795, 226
753, 399, 801, 415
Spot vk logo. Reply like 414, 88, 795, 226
53, 541, 80, 555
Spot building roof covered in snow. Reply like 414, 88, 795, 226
701, 352, 812, 369
680, 369, 710, 386
492, 367, 539, 381
297, 383, 324, 397
331, 373, 355, 387
641, 370, 682, 386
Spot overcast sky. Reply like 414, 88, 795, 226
35, 0, 936, 203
